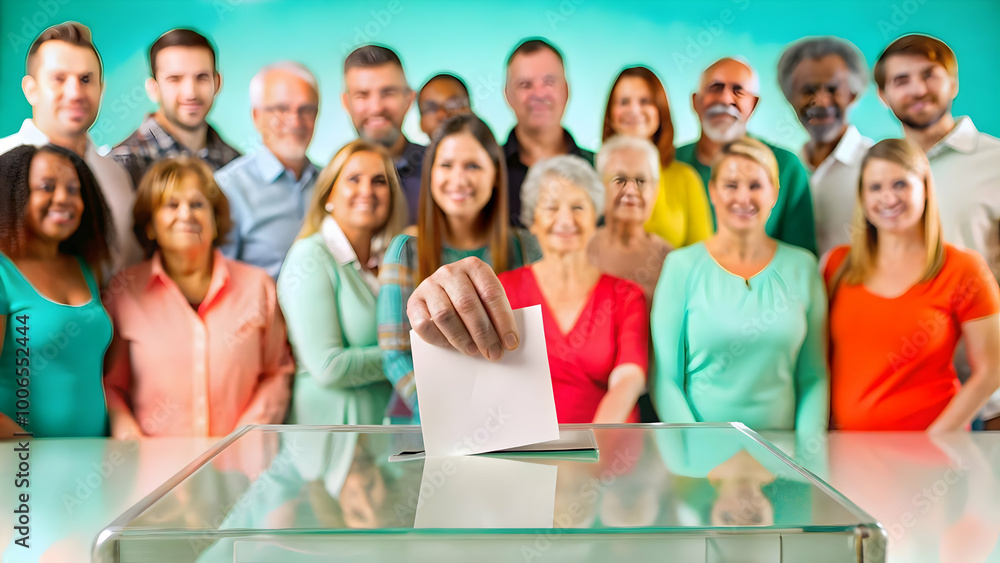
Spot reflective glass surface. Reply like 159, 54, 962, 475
93, 423, 886, 562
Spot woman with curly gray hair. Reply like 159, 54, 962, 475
498, 154, 648, 424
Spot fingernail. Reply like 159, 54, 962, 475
465, 343, 479, 356
504, 333, 518, 350
488, 345, 503, 362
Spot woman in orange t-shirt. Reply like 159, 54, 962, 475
823, 139, 1000, 431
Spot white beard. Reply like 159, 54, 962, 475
702, 118, 747, 143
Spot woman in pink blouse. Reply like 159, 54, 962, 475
103, 157, 294, 438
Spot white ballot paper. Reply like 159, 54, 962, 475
414, 456, 558, 528
411, 304, 560, 456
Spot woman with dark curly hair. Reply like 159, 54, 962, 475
0, 143, 114, 437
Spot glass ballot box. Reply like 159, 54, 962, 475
93, 423, 887, 562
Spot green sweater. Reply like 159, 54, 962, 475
651, 242, 829, 434
277, 233, 391, 425
675, 139, 818, 256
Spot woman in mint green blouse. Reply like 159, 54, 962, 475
0, 144, 114, 438
278, 140, 408, 425
377, 114, 540, 424
652, 138, 828, 434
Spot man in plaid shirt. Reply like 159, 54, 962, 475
112, 28, 239, 187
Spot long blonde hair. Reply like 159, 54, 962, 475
299, 140, 408, 257
831, 138, 944, 289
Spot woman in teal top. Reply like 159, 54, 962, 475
652, 138, 828, 434
278, 140, 408, 425
377, 114, 540, 423
0, 144, 114, 438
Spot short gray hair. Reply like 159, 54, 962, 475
596, 136, 661, 185
777, 37, 868, 102
520, 155, 604, 228
249, 61, 319, 108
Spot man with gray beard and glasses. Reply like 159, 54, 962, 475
778, 38, 874, 256
675, 57, 817, 255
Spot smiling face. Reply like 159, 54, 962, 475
328, 150, 392, 234
693, 60, 759, 143
150, 172, 216, 256
150, 46, 219, 132
24, 40, 103, 141
879, 53, 957, 131
418, 76, 471, 138
860, 157, 926, 235
430, 131, 497, 221
342, 63, 414, 148
789, 54, 856, 144
709, 155, 776, 236
601, 147, 657, 224
530, 174, 597, 256
24, 150, 84, 245
252, 70, 318, 166
608, 76, 660, 140
505, 49, 568, 133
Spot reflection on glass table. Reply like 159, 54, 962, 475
93, 423, 886, 562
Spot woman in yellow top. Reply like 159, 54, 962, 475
602, 66, 714, 248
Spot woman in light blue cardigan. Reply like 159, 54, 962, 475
278, 140, 407, 424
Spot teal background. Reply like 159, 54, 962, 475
1, 0, 997, 165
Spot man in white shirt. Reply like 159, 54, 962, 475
876, 33, 1000, 428
778, 37, 874, 257
0, 22, 142, 273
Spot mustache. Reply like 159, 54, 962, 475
705, 104, 742, 120
803, 105, 841, 120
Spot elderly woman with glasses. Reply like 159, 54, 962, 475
498, 155, 648, 423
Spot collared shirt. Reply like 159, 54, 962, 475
103, 249, 294, 437
111, 113, 240, 187
321, 215, 380, 295
503, 128, 595, 226
0, 119, 144, 274
215, 146, 318, 278
394, 139, 426, 225
801, 125, 874, 257
927, 117, 1000, 282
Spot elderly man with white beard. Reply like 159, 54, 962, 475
675, 57, 817, 255
778, 38, 874, 256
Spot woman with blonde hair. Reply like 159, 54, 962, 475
652, 137, 828, 434
278, 140, 408, 425
104, 157, 294, 437
824, 138, 999, 431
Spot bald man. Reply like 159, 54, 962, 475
676, 57, 817, 255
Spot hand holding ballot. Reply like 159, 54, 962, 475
407, 257, 519, 361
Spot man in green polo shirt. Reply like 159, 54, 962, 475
676, 57, 818, 255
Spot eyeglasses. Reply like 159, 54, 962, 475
419, 97, 470, 115
609, 176, 647, 190
260, 104, 319, 120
